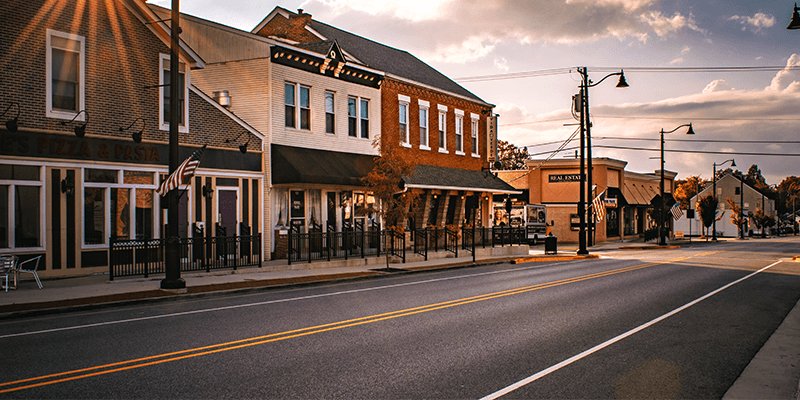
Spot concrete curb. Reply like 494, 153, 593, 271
618, 245, 681, 250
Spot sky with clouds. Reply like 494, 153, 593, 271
150, 0, 800, 185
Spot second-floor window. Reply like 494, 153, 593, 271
325, 92, 335, 134
399, 102, 409, 145
47, 29, 85, 119
299, 85, 310, 130
455, 111, 464, 154
438, 109, 447, 152
419, 104, 429, 149
285, 83, 310, 130
160, 54, 188, 132
471, 116, 479, 156
285, 83, 296, 128
348, 97, 370, 138
359, 99, 369, 139
348, 97, 357, 137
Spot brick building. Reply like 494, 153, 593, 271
0, 0, 265, 277
253, 7, 518, 233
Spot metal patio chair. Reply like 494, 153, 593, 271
1, 255, 18, 292
16, 255, 43, 289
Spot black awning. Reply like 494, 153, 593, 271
403, 164, 520, 194
271, 144, 375, 186
606, 187, 628, 207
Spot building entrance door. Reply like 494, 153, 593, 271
48, 167, 78, 270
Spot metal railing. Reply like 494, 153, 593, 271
109, 234, 262, 280
287, 226, 526, 265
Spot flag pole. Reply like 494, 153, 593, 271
162, 0, 185, 290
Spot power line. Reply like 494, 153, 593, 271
593, 137, 800, 144
528, 145, 800, 157
498, 115, 800, 127
455, 65, 799, 83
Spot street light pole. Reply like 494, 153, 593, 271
788, 3, 800, 29
711, 159, 735, 241
739, 172, 745, 239
162, 0, 186, 290
577, 67, 628, 252
658, 123, 694, 246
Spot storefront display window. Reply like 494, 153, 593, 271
1, 165, 42, 249
84, 187, 106, 245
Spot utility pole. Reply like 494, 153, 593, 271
162, 0, 185, 290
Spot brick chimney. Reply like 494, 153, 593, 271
255, 8, 317, 42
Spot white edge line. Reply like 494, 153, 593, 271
0, 259, 592, 339
480, 260, 783, 400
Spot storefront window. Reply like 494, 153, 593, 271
135, 189, 154, 240
84, 187, 106, 245
0, 186, 7, 248
86, 168, 118, 183
15, 186, 40, 248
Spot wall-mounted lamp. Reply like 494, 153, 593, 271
1, 102, 20, 133
119, 118, 145, 143
60, 176, 74, 196
225, 131, 251, 154
202, 185, 213, 199
60, 110, 88, 138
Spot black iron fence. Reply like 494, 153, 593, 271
109, 234, 261, 280
288, 226, 526, 265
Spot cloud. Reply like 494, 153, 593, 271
502, 56, 800, 183
702, 79, 733, 93
728, 12, 776, 33
302, 0, 706, 63
766, 54, 800, 92
494, 57, 509, 73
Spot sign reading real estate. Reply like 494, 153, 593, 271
549, 174, 581, 183
487, 115, 498, 163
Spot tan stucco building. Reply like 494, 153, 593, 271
497, 157, 676, 244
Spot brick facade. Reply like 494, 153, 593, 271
380, 79, 491, 171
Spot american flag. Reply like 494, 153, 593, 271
592, 189, 606, 222
156, 145, 206, 197
670, 202, 684, 220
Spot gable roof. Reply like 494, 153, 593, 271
255, 7, 490, 106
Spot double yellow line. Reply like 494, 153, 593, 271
0, 259, 674, 394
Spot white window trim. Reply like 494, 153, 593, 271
359, 98, 369, 139
159, 53, 190, 133
419, 100, 429, 150
46, 29, 85, 121
82, 167, 164, 249
0, 162, 46, 252
299, 85, 311, 131
347, 96, 371, 140
399, 99, 410, 146
325, 91, 335, 135
455, 111, 464, 155
438, 109, 448, 153
471, 114, 480, 157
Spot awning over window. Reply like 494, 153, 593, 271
622, 181, 661, 206
403, 164, 521, 194
271, 144, 375, 186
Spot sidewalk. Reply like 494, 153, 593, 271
1, 237, 798, 399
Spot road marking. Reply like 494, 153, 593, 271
0, 260, 664, 394
0, 259, 597, 339
479, 259, 784, 400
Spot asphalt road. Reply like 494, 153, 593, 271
1, 239, 798, 399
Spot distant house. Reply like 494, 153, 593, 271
0, 0, 265, 276
676, 172, 776, 237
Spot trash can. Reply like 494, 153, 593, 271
544, 235, 557, 255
